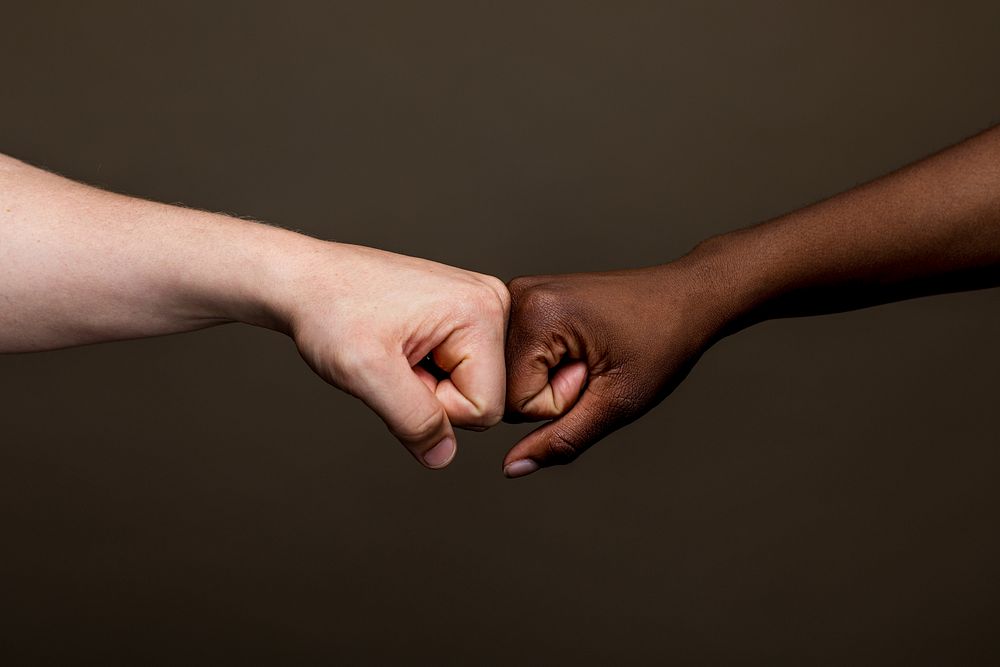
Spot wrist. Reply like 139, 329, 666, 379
672, 229, 783, 340
187, 214, 323, 335
235, 232, 379, 338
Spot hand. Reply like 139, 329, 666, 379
272, 241, 510, 469
0, 152, 509, 469
502, 260, 734, 478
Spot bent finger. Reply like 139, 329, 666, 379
502, 378, 622, 478
354, 354, 457, 469
432, 326, 506, 430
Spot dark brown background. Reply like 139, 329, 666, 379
2, 2, 999, 664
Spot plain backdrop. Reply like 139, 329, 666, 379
2, 2, 1000, 665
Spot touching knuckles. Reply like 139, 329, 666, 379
298, 248, 674, 474
323, 260, 674, 474
480, 274, 512, 316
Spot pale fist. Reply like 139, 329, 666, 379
280, 242, 509, 469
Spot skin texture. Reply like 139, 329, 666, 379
503, 124, 1000, 478
503, 265, 725, 478
0, 154, 509, 469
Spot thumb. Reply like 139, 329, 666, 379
502, 376, 624, 478
353, 353, 457, 469
506, 358, 589, 423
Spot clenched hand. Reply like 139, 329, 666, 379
502, 262, 733, 478
280, 243, 511, 469
503, 125, 1000, 478
0, 154, 510, 471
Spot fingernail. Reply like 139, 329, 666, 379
503, 459, 539, 479
423, 437, 456, 468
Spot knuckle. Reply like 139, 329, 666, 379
458, 398, 504, 429
391, 406, 444, 443
546, 429, 582, 465
482, 275, 511, 314
458, 281, 508, 323
477, 292, 506, 321
481, 403, 505, 427
513, 283, 561, 318
506, 276, 534, 299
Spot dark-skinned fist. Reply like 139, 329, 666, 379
502, 261, 734, 478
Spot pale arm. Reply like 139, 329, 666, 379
0, 154, 509, 469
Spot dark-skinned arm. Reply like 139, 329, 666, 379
503, 124, 1000, 478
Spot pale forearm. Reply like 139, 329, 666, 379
0, 154, 301, 351
0, 154, 507, 468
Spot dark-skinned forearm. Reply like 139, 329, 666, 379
502, 125, 1000, 477
683, 124, 1000, 335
